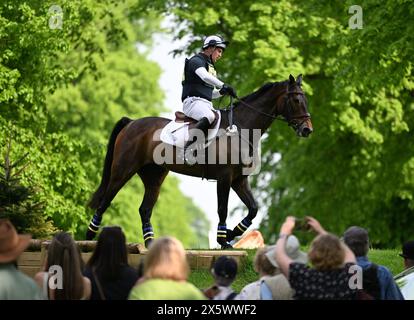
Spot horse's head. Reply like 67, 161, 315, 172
280, 74, 313, 137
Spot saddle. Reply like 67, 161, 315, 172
174, 110, 220, 129
159, 110, 222, 149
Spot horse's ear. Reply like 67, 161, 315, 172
289, 74, 295, 84
296, 74, 303, 86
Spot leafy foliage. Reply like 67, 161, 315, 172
0, 135, 56, 237
0, 0, 209, 247
0, 0, 132, 234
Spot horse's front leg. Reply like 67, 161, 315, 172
216, 176, 232, 249
138, 164, 169, 248
227, 176, 257, 242
86, 204, 109, 240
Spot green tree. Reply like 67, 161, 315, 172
1, 0, 210, 246
0, 134, 56, 237
1, 0, 130, 236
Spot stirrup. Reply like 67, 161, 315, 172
226, 125, 238, 136
183, 140, 206, 165
184, 147, 196, 165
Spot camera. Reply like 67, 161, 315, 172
294, 217, 309, 231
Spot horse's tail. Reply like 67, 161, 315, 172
88, 117, 132, 210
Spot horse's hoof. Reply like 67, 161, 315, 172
144, 238, 154, 248
220, 242, 233, 250
86, 229, 97, 240
226, 229, 235, 242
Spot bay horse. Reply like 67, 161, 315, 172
86, 74, 313, 248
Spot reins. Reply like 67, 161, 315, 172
231, 97, 285, 121
224, 89, 310, 129
218, 87, 311, 152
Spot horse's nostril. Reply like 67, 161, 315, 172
302, 127, 313, 137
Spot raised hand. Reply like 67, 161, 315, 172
305, 216, 327, 235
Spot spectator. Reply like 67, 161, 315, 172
204, 255, 239, 300
34, 231, 91, 300
343, 226, 404, 300
238, 246, 278, 300
395, 240, 414, 300
84, 226, 139, 300
399, 240, 414, 270
264, 235, 308, 300
275, 216, 357, 300
0, 219, 43, 299
128, 236, 206, 300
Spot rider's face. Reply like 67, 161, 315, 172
211, 47, 223, 63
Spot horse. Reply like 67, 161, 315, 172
86, 74, 313, 248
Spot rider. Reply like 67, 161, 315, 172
181, 35, 237, 161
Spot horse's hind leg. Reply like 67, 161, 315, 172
137, 164, 169, 248
228, 176, 257, 242
86, 163, 138, 240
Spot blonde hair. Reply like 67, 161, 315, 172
254, 247, 277, 276
308, 233, 345, 271
144, 236, 189, 281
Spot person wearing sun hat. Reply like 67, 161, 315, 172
237, 246, 278, 300
262, 235, 308, 299
0, 219, 43, 299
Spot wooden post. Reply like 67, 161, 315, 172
39, 241, 48, 271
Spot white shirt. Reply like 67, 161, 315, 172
238, 276, 271, 300
212, 285, 240, 300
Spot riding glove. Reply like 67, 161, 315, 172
219, 84, 237, 98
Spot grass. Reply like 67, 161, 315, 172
188, 249, 406, 292
188, 250, 258, 292
368, 249, 405, 275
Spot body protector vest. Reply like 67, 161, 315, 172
181, 53, 217, 102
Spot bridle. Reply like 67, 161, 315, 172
231, 89, 311, 129
282, 90, 311, 132
222, 88, 311, 155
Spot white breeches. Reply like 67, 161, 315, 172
182, 97, 216, 124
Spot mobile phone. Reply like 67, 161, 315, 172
295, 218, 308, 231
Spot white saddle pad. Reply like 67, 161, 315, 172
160, 112, 221, 148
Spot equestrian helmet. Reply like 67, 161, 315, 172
202, 35, 229, 50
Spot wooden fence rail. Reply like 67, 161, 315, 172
18, 240, 248, 278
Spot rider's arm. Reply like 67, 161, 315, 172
195, 67, 224, 88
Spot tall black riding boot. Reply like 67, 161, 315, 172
184, 117, 210, 164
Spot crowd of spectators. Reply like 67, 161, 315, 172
0, 217, 410, 300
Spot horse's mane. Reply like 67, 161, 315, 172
239, 81, 287, 104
